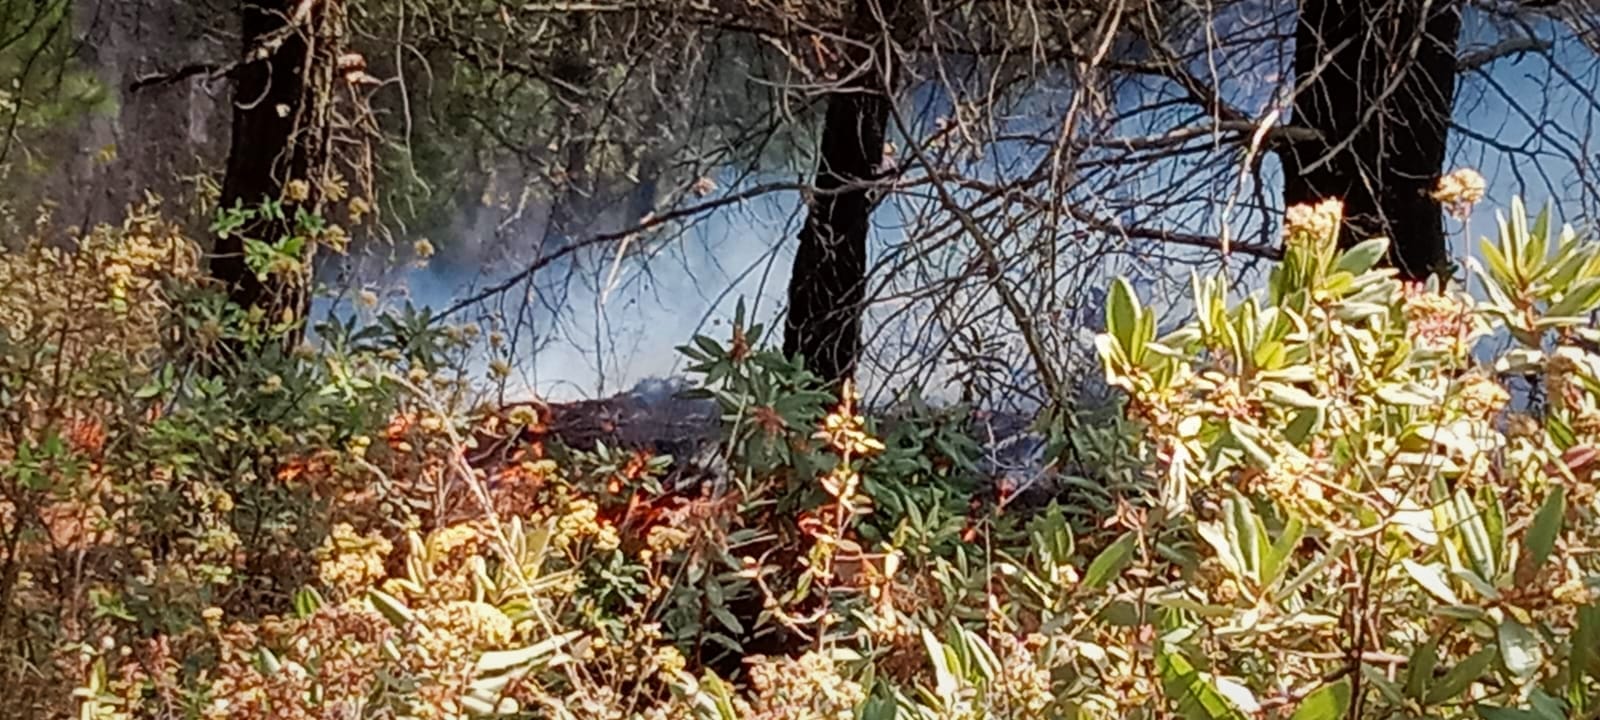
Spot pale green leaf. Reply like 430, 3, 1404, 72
367, 588, 415, 626
476, 630, 581, 674
1498, 619, 1543, 680
1260, 381, 1324, 409
1402, 559, 1461, 605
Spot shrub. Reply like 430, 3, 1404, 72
8, 192, 1600, 720
1092, 196, 1600, 717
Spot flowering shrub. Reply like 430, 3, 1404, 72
8, 190, 1600, 720
1092, 193, 1600, 717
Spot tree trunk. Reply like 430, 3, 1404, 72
212, 0, 316, 325
782, 0, 897, 387
1282, 0, 1462, 280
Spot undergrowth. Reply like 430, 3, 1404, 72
2, 186, 1599, 719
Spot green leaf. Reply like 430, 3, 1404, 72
1228, 419, 1276, 469
1574, 605, 1600, 691
1282, 407, 1324, 445
133, 378, 164, 399
1290, 678, 1352, 720
1197, 521, 1246, 583
1081, 532, 1138, 590
1453, 488, 1499, 581
710, 605, 745, 635
1334, 237, 1389, 276
1530, 689, 1569, 720
1481, 238, 1516, 287
1479, 486, 1507, 579
1526, 486, 1565, 569
1224, 492, 1268, 584
1475, 706, 1544, 720
367, 588, 415, 626
1362, 665, 1407, 705
1158, 649, 1247, 720
1425, 646, 1497, 705
1497, 618, 1544, 680
257, 647, 282, 675
922, 627, 960, 699
292, 587, 324, 619
1108, 278, 1141, 361
1406, 641, 1439, 700
1547, 276, 1600, 318
1263, 515, 1305, 589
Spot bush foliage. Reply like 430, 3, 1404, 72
2, 193, 1599, 719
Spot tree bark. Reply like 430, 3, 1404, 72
212, 0, 316, 322
1282, 0, 1463, 280
782, 0, 897, 386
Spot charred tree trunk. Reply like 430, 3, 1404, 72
1282, 0, 1463, 280
782, 0, 898, 387
212, 0, 318, 330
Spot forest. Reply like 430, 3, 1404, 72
4, 0, 1600, 717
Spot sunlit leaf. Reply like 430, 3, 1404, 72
1402, 559, 1461, 605
1547, 276, 1600, 318
1334, 237, 1388, 276
1260, 381, 1323, 409
1158, 649, 1248, 720
1290, 678, 1351, 720
367, 588, 415, 626
1108, 278, 1141, 361
476, 630, 581, 674
1453, 488, 1499, 581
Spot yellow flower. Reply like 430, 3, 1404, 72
315, 524, 394, 597
646, 525, 691, 554
1432, 168, 1486, 218
284, 179, 312, 203
426, 524, 484, 568
654, 645, 687, 676
557, 498, 618, 551
413, 238, 435, 260
357, 289, 379, 309
348, 196, 372, 224
1284, 198, 1343, 251
1459, 374, 1509, 419
420, 601, 514, 649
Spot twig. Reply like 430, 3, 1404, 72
128, 61, 239, 92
